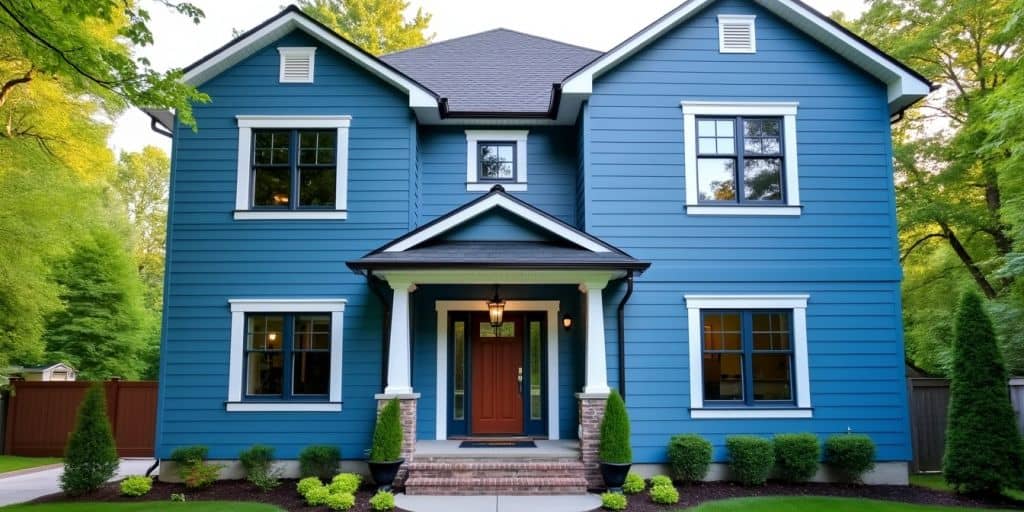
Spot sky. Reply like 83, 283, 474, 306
110, 0, 869, 154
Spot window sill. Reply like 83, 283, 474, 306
685, 205, 801, 216
233, 210, 348, 220
467, 183, 526, 192
225, 401, 342, 412
690, 408, 812, 419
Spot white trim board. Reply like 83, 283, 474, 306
684, 294, 812, 418
227, 298, 346, 412
465, 130, 529, 192
435, 300, 560, 441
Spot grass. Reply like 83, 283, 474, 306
911, 473, 1024, 501
0, 503, 282, 512
683, 496, 1014, 511
0, 456, 61, 474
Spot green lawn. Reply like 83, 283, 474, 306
0, 456, 61, 474
683, 496, 1012, 512
911, 473, 1024, 501
0, 503, 282, 512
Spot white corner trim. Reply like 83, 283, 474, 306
718, 15, 757, 54
681, 101, 800, 212
234, 115, 350, 218
684, 294, 811, 415
227, 298, 346, 409
435, 300, 560, 441
690, 408, 812, 419
382, 194, 610, 253
465, 130, 529, 192
277, 47, 316, 83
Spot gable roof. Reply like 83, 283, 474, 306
381, 29, 600, 115
561, 0, 934, 114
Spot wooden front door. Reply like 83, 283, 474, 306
470, 313, 524, 435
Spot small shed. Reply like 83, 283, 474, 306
17, 363, 77, 382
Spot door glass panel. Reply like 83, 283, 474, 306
479, 322, 515, 337
529, 321, 542, 420
453, 320, 466, 420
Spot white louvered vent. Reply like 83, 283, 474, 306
278, 47, 316, 83
718, 15, 756, 53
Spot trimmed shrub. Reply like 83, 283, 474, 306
304, 485, 331, 506
649, 475, 672, 488
726, 436, 774, 486
600, 491, 627, 511
329, 473, 362, 494
944, 291, 1024, 494
240, 444, 280, 492
325, 492, 356, 511
297, 476, 323, 496
824, 434, 875, 483
60, 383, 119, 495
370, 398, 404, 462
119, 476, 153, 497
667, 434, 712, 483
622, 472, 646, 494
369, 490, 396, 511
773, 433, 820, 483
299, 445, 341, 481
170, 445, 221, 489
598, 390, 632, 464
650, 483, 680, 504
170, 493, 186, 502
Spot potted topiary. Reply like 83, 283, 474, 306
598, 390, 632, 492
367, 398, 404, 491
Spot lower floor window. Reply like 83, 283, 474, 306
702, 309, 795, 405
246, 313, 331, 398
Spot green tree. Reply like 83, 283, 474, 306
298, 0, 433, 55
943, 291, 1024, 494
598, 390, 632, 464
60, 383, 119, 495
43, 228, 148, 379
112, 147, 169, 309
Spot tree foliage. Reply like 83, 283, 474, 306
298, 0, 433, 55
60, 383, 119, 495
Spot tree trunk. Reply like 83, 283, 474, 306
941, 222, 999, 299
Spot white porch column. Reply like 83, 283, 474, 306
385, 281, 416, 395
580, 280, 611, 395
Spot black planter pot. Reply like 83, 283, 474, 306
367, 458, 405, 491
600, 461, 632, 492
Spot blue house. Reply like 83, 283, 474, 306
151, 0, 931, 493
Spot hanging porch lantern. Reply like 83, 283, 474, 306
487, 285, 506, 328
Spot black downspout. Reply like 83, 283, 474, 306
616, 271, 635, 400
368, 272, 392, 393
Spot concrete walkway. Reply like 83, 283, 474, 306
0, 458, 156, 506
396, 493, 602, 512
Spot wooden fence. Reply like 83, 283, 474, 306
2, 380, 157, 457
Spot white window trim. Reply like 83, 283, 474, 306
435, 300, 560, 440
465, 130, 528, 192
234, 115, 350, 220
718, 15, 757, 53
226, 298, 346, 412
681, 101, 801, 216
277, 47, 316, 83
684, 294, 811, 419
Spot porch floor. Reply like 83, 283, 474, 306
414, 439, 579, 459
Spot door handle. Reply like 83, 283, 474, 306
517, 367, 523, 394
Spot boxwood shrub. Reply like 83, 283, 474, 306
369, 490, 396, 511
824, 434, 875, 483
773, 433, 820, 483
649, 482, 680, 504
325, 492, 356, 511
667, 434, 712, 483
649, 474, 672, 488
119, 475, 152, 497
726, 436, 774, 486
298, 445, 341, 481
622, 472, 646, 494
329, 473, 362, 494
600, 491, 627, 511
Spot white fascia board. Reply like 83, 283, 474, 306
182, 12, 438, 110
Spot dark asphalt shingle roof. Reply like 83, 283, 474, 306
349, 241, 648, 270
380, 29, 600, 113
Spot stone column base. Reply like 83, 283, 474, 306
577, 392, 609, 490
375, 393, 419, 489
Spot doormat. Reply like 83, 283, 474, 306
459, 440, 536, 448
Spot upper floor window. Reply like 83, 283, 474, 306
465, 130, 528, 192
235, 116, 350, 220
681, 102, 801, 216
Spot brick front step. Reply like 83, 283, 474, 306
404, 476, 588, 495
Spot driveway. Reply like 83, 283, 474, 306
0, 458, 156, 506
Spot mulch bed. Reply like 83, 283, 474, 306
622, 481, 1024, 511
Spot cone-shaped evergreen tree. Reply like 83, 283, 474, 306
369, 398, 403, 462
943, 291, 1024, 494
598, 390, 632, 464
60, 383, 119, 495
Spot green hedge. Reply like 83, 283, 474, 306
726, 436, 774, 486
773, 433, 820, 483
298, 445, 341, 481
824, 434, 875, 483
667, 434, 712, 483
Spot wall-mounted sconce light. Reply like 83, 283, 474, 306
561, 313, 573, 331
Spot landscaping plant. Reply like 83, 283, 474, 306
622, 472, 646, 494
773, 433, 820, 483
297, 476, 324, 496
330, 473, 362, 494
649, 474, 672, 487
943, 291, 1024, 494
600, 491, 628, 511
598, 390, 632, 464
667, 434, 712, 483
370, 399, 404, 462
169, 445, 222, 489
649, 481, 680, 504
726, 436, 774, 486
119, 475, 153, 497
239, 444, 280, 491
170, 493, 186, 502
60, 383, 119, 495
325, 492, 356, 511
824, 434, 875, 483
369, 490, 397, 511
304, 485, 332, 506
299, 445, 341, 481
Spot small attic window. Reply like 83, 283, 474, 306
278, 47, 316, 83
718, 15, 756, 53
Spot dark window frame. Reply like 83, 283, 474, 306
476, 141, 517, 182
695, 116, 786, 205
243, 312, 331, 401
701, 309, 795, 407
251, 129, 336, 210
